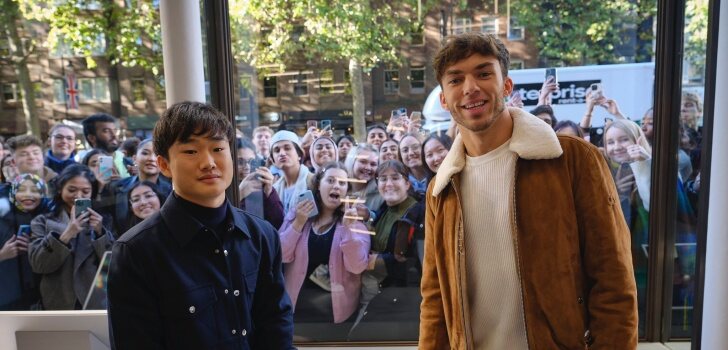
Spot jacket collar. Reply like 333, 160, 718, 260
432, 107, 563, 196
160, 192, 251, 247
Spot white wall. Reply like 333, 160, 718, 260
700, 0, 728, 347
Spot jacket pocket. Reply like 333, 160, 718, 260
160, 284, 219, 349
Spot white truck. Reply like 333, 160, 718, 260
423, 62, 655, 131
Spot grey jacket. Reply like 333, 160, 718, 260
28, 210, 113, 310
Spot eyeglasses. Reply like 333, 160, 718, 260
52, 134, 75, 142
377, 174, 404, 183
237, 158, 256, 166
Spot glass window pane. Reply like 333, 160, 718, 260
384, 69, 399, 95
669, 0, 708, 339
131, 78, 145, 102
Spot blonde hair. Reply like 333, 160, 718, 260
604, 119, 652, 156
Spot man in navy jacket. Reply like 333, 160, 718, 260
107, 101, 294, 349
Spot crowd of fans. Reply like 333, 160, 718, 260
0, 81, 703, 340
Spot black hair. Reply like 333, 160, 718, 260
82, 113, 117, 145
153, 101, 235, 160
126, 180, 166, 225
366, 123, 388, 136
81, 149, 105, 166
121, 137, 141, 156
421, 133, 453, 179
237, 137, 256, 152
336, 134, 356, 147
529, 105, 557, 128
311, 161, 349, 223
50, 164, 98, 215
1, 153, 14, 184
554, 120, 585, 138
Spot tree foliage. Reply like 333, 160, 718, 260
510, 0, 651, 65
27, 0, 162, 74
684, 0, 708, 78
230, 0, 430, 141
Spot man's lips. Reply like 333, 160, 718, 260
461, 100, 487, 110
198, 174, 222, 181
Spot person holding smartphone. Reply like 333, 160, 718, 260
278, 162, 370, 340
28, 164, 113, 310
0, 174, 51, 310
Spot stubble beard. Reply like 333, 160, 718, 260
453, 97, 506, 133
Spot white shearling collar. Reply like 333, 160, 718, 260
432, 107, 563, 196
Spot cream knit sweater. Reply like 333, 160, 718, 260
460, 139, 528, 350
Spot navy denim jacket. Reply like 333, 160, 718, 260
107, 193, 294, 350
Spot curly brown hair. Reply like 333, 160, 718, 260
433, 32, 510, 84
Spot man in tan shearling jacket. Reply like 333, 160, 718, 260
419, 33, 638, 349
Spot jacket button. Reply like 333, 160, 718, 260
214, 249, 220, 254
242, 329, 247, 336
223, 250, 229, 256
189, 306, 195, 314
232, 329, 237, 335
224, 289, 229, 294
233, 290, 240, 296
577, 297, 584, 304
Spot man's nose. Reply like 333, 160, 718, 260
462, 75, 481, 95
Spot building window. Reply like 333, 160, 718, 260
293, 74, 308, 96
78, 77, 109, 102
2, 83, 18, 102
32, 82, 43, 100
508, 17, 525, 40
343, 69, 352, 95
263, 76, 277, 98
0, 39, 9, 57
131, 78, 146, 102
410, 66, 425, 94
53, 79, 65, 103
453, 18, 472, 35
318, 69, 334, 96
155, 76, 166, 101
509, 60, 524, 70
239, 76, 251, 99
481, 16, 498, 35
411, 23, 424, 45
384, 68, 399, 95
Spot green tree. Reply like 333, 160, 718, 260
510, 0, 645, 66
684, 0, 708, 80
26, 0, 162, 119
231, 0, 429, 142
0, 0, 42, 135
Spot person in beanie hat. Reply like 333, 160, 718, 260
270, 130, 313, 212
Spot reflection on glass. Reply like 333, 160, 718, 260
0, 0, 708, 345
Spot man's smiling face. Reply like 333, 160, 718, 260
439, 53, 513, 134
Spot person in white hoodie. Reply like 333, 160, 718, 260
271, 130, 313, 213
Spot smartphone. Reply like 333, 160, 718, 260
320, 119, 332, 130
74, 198, 92, 218
545, 68, 557, 84
410, 111, 422, 123
98, 156, 113, 181
297, 190, 319, 218
16, 224, 31, 237
590, 83, 603, 99
306, 120, 318, 130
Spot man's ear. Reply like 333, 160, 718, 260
86, 134, 97, 148
504, 76, 514, 97
439, 91, 450, 111
157, 155, 172, 179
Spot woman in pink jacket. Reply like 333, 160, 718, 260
279, 161, 371, 341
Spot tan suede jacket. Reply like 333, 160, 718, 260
419, 108, 638, 350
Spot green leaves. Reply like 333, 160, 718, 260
231, 0, 424, 73
511, 0, 653, 65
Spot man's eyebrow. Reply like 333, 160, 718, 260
444, 62, 495, 76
